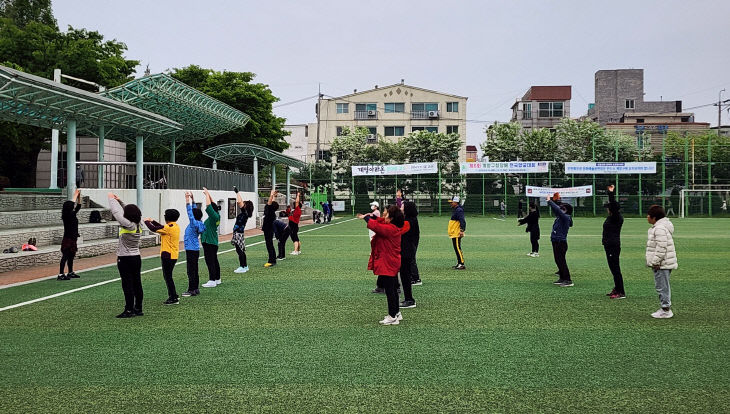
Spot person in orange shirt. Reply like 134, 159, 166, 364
144, 209, 181, 305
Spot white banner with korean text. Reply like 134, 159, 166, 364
526, 185, 594, 198
565, 162, 657, 174
459, 161, 549, 174
351, 162, 438, 176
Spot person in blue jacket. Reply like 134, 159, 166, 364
320, 201, 330, 224
547, 193, 574, 287
182, 191, 206, 297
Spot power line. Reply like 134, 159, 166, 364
273, 94, 319, 108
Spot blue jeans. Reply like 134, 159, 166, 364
653, 269, 672, 308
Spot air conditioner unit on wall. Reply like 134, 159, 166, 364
428, 110, 439, 118
367, 110, 376, 116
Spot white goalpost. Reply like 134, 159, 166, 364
679, 189, 730, 218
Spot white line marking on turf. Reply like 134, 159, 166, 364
0, 218, 357, 312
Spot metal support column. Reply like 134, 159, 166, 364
170, 138, 176, 164
135, 135, 144, 212
503, 174, 507, 216
271, 164, 276, 191
708, 135, 713, 216
253, 157, 259, 198
97, 125, 105, 189
351, 175, 355, 215
592, 135, 596, 216
212, 160, 217, 170
286, 167, 291, 205
66, 120, 77, 198
49, 69, 61, 189
481, 173, 485, 216
684, 138, 689, 189
437, 163, 442, 216
662, 132, 666, 209
614, 140, 619, 195
638, 173, 642, 216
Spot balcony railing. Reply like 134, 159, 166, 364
411, 110, 440, 120
354, 110, 378, 120
74, 162, 255, 192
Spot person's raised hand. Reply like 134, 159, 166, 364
356, 213, 364, 219
608, 184, 615, 192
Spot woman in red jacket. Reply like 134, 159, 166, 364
358, 205, 407, 325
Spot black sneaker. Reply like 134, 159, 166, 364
57, 274, 70, 281
411, 279, 422, 286
560, 280, 575, 287
116, 310, 134, 318
181, 291, 193, 297
193, 289, 200, 295
277, 256, 285, 260
455, 264, 466, 270
371, 287, 385, 294
400, 300, 416, 309
163, 297, 180, 305
67, 272, 80, 278
133, 309, 144, 316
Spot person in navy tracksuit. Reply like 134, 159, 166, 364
547, 194, 574, 287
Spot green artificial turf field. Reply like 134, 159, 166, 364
1, 216, 729, 413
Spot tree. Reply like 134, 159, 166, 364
481, 122, 521, 162
0, 8, 139, 187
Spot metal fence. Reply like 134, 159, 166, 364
75, 162, 255, 192
301, 142, 730, 218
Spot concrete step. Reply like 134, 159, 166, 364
0, 208, 113, 230
0, 222, 122, 249
0, 193, 92, 212
0, 234, 159, 273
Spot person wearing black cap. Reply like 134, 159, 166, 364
144, 208, 181, 305
603, 184, 625, 299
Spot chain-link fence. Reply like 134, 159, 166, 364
299, 141, 730, 218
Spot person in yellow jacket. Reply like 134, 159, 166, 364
448, 196, 466, 270
144, 209, 181, 305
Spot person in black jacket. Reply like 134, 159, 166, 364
262, 189, 279, 267
59, 189, 82, 280
518, 201, 540, 257
603, 184, 625, 299
400, 201, 420, 308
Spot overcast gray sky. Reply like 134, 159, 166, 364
55, 0, 730, 150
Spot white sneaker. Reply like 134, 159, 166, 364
234, 267, 245, 273
291, 251, 300, 255
202, 280, 216, 288
379, 315, 400, 325
532, 253, 539, 257
215, 279, 222, 285
396, 312, 403, 321
651, 309, 674, 319
526, 252, 533, 256
241, 266, 249, 273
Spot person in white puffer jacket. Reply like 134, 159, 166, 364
645, 205, 677, 319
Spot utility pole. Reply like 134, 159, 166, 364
719, 89, 726, 137
315, 83, 322, 161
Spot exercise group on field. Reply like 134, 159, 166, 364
56, 184, 678, 324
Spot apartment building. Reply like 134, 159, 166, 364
282, 124, 309, 164
510, 86, 571, 130
307, 82, 467, 161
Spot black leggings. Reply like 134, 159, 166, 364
161, 256, 177, 299
117, 255, 143, 312
377, 275, 399, 317
235, 245, 247, 267
552, 240, 571, 281
264, 230, 276, 264
60, 252, 75, 274
604, 245, 624, 294
277, 228, 291, 258
530, 232, 540, 253
400, 256, 416, 302
186, 250, 199, 291
202, 243, 220, 281
452, 237, 464, 265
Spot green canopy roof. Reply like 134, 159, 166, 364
203, 143, 306, 169
101, 73, 251, 143
0, 65, 182, 140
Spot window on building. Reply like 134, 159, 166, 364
523, 103, 532, 119
681, 116, 689, 123
384, 103, 405, 113
635, 118, 645, 124
446, 125, 458, 134
336, 126, 345, 136
412, 126, 438, 133
446, 102, 459, 112
367, 127, 377, 135
538, 102, 563, 118
317, 150, 331, 162
384, 126, 405, 136
355, 103, 377, 112
304, 125, 308, 137
336, 103, 349, 113
625, 99, 635, 109
411, 103, 439, 112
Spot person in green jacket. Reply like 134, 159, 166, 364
201, 187, 222, 288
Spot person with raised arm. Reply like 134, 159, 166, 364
547, 193, 574, 287
603, 185, 626, 299
58, 188, 82, 280
231, 186, 254, 273
108, 192, 143, 318
289, 191, 303, 255
262, 189, 279, 267
182, 192, 205, 296
200, 187, 222, 287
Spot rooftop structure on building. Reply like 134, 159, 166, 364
510, 86, 571, 130
306, 82, 468, 162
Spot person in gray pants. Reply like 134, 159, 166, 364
645, 205, 678, 319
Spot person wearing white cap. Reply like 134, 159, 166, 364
366, 201, 381, 241
448, 196, 466, 270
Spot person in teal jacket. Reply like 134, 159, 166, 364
200, 187, 221, 288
